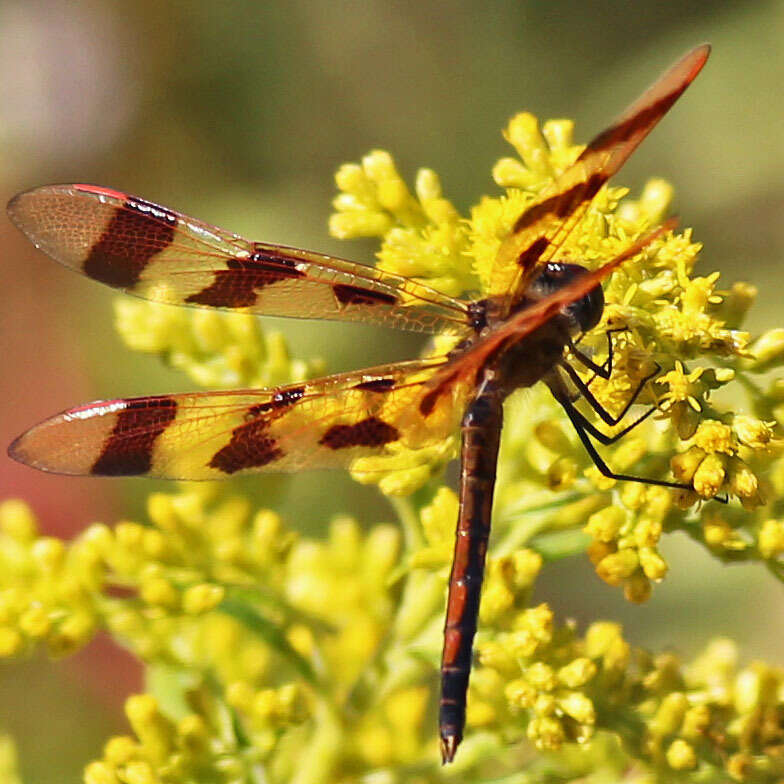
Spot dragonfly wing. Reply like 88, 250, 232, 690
9, 358, 476, 480
7, 184, 471, 335
488, 45, 710, 311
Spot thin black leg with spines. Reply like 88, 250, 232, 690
555, 387, 658, 445
545, 371, 696, 493
568, 327, 631, 381
558, 357, 661, 427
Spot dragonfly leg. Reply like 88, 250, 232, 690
568, 327, 630, 381
545, 372, 694, 492
558, 355, 660, 427
552, 382, 657, 445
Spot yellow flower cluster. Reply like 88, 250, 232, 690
584, 484, 671, 602
85, 693, 256, 784
0, 499, 98, 657
6, 484, 784, 782
0, 489, 447, 779
330, 151, 477, 297
641, 638, 784, 780
474, 604, 599, 750
671, 416, 772, 506
476, 616, 784, 782
656, 362, 735, 439
114, 299, 322, 389
7, 105, 784, 783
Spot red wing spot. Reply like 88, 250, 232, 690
353, 377, 395, 392
208, 418, 283, 474
83, 198, 177, 288
333, 284, 397, 307
585, 90, 687, 159
186, 256, 306, 308
512, 173, 606, 234
91, 397, 178, 476
210, 387, 304, 472
74, 184, 128, 200
516, 236, 549, 271
419, 372, 457, 417
319, 417, 399, 449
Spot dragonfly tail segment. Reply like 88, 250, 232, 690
440, 376, 504, 763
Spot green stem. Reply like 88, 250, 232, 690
218, 594, 320, 689
734, 369, 765, 399
388, 494, 424, 552
530, 528, 592, 560
290, 700, 342, 784
493, 491, 588, 556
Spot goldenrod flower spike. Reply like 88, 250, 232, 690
7, 88, 784, 781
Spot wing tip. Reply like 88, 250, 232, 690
683, 42, 711, 78
7, 402, 125, 477
6, 427, 72, 476
6, 183, 127, 226
7, 431, 27, 465
6, 184, 68, 234
6, 188, 32, 228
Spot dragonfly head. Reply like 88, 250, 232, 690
529, 262, 604, 334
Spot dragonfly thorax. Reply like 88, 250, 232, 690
488, 263, 605, 395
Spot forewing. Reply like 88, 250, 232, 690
488, 44, 709, 311
443, 221, 676, 397
7, 184, 471, 335
9, 358, 474, 480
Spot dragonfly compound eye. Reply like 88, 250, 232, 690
530, 262, 605, 334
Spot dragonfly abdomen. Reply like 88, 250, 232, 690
440, 378, 504, 763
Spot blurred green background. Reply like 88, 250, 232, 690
1, 1, 783, 780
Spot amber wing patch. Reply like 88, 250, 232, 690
8, 358, 474, 479
6, 185, 472, 335
487, 45, 709, 312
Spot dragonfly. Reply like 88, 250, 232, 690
7, 45, 710, 763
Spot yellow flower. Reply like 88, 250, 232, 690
410, 485, 458, 569
9, 82, 784, 783
666, 739, 697, 770
758, 519, 784, 558
115, 299, 319, 390
330, 150, 476, 297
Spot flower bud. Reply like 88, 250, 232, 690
0, 500, 37, 541
585, 506, 626, 543
558, 658, 597, 688
596, 549, 639, 586
623, 572, 652, 603
666, 739, 697, 770
693, 453, 726, 497
183, 584, 225, 614
758, 519, 784, 558
558, 692, 596, 725
748, 328, 784, 370
651, 692, 688, 736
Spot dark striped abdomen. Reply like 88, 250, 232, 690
439, 379, 503, 763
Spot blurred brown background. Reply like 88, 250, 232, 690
1, 1, 783, 780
